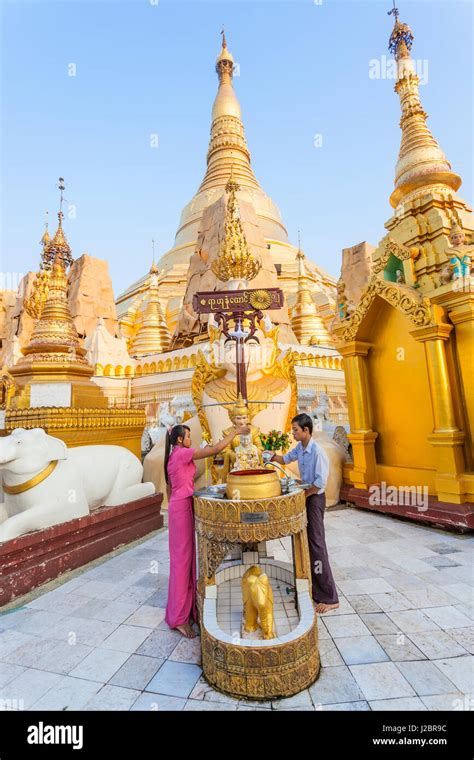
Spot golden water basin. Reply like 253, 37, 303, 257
226, 469, 281, 500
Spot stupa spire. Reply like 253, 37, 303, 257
40, 211, 50, 259
388, 5, 461, 208
46, 178, 74, 268
198, 31, 261, 193
291, 241, 330, 346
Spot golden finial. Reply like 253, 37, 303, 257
150, 238, 159, 274
211, 175, 261, 284
388, 2, 413, 59
47, 177, 73, 268
40, 211, 50, 249
216, 27, 234, 73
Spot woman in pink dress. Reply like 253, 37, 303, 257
164, 423, 249, 638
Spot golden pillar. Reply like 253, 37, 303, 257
431, 290, 474, 469
410, 323, 466, 503
339, 341, 378, 489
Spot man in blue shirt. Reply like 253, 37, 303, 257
271, 413, 339, 613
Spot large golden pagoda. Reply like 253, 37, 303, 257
332, 9, 474, 529
116, 32, 336, 335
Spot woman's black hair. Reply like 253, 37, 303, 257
164, 424, 191, 484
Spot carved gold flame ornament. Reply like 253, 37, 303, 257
211, 176, 261, 283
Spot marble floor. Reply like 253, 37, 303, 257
0, 507, 473, 711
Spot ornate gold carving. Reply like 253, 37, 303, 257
24, 268, 51, 320
249, 290, 272, 310
0, 367, 16, 409
6, 406, 146, 431
372, 236, 413, 275
211, 176, 261, 284
335, 274, 433, 343
194, 490, 307, 544
191, 350, 225, 442
201, 618, 320, 700
202, 538, 234, 580
205, 375, 288, 420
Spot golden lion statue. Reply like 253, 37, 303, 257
242, 565, 275, 640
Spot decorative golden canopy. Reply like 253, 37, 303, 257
211, 176, 262, 284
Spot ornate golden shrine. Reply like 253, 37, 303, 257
194, 487, 320, 700
332, 12, 474, 529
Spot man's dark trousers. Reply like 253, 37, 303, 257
306, 492, 339, 605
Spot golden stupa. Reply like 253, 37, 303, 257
332, 10, 474, 528
6, 193, 146, 456
128, 265, 171, 357
292, 246, 333, 346
116, 32, 336, 338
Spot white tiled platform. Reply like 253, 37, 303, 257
0, 507, 473, 711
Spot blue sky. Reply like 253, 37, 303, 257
1, 0, 472, 295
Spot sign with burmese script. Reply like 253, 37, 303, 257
193, 288, 284, 315
240, 512, 269, 524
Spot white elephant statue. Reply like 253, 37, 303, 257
0, 428, 155, 542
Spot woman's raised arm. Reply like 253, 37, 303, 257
192, 425, 250, 461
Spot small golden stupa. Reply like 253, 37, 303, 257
129, 264, 171, 357
6, 181, 145, 456
291, 244, 333, 346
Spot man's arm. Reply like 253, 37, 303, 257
270, 453, 285, 465
272, 446, 299, 466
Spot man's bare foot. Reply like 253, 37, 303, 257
175, 623, 197, 638
314, 602, 339, 614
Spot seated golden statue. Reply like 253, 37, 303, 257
242, 565, 275, 639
